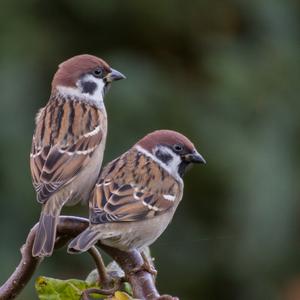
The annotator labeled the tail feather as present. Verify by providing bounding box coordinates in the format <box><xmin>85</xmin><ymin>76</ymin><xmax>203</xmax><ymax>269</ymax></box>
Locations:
<box><xmin>68</xmin><ymin>227</ymin><xmax>100</xmax><ymax>254</ymax></box>
<box><xmin>32</xmin><ymin>204</ymin><xmax>60</xmax><ymax>257</ymax></box>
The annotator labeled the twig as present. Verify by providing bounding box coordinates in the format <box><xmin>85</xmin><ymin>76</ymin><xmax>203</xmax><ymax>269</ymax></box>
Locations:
<box><xmin>87</xmin><ymin>246</ymin><xmax>110</xmax><ymax>287</ymax></box>
<box><xmin>0</xmin><ymin>216</ymin><xmax>87</xmax><ymax>300</ymax></box>
<box><xmin>81</xmin><ymin>285</ymin><xmax>121</xmax><ymax>300</ymax></box>
<box><xmin>0</xmin><ymin>216</ymin><xmax>178</xmax><ymax>300</ymax></box>
<box><xmin>0</xmin><ymin>224</ymin><xmax>43</xmax><ymax>300</ymax></box>
<box><xmin>99</xmin><ymin>245</ymin><xmax>160</xmax><ymax>300</ymax></box>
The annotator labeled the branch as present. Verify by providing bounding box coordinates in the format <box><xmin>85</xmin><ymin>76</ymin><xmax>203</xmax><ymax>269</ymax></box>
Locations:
<box><xmin>0</xmin><ymin>216</ymin><xmax>177</xmax><ymax>300</ymax></box>
<box><xmin>0</xmin><ymin>216</ymin><xmax>87</xmax><ymax>300</ymax></box>
<box><xmin>0</xmin><ymin>223</ymin><xmax>43</xmax><ymax>300</ymax></box>
<box><xmin>100</xmin><ymin>245</ymin><xmax>160</xmax><ymax>299</ymax></box>
<box><xmin>87</xmin><ymin>246</ymin><xmax>110</xmax><ymax>287</ymax></box>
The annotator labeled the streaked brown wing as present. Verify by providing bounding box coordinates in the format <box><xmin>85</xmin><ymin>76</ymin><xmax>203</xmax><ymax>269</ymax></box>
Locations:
<box><xmin>90</xmin><ymin>172</ymin><xmax>179</xmax><ymax>224</ymax></box>
<box><xmin>30</xmin><ymin>127</ymin><xmax>102</xmax><ymax>203</ymax></box>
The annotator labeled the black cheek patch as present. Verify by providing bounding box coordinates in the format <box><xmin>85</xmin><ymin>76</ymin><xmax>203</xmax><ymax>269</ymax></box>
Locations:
<box><xmin>82</xmin><ymin>81</ymin><xmax>97</xmax><ymax>94</ymax></box>
<box><xmin>155</xmin><ymin>149</ymin><xmax>173</xmax><ymax>164</ymax></box>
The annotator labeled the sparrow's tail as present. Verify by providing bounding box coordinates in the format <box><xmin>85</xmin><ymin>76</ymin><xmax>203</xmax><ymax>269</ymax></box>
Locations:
<box><xmin>68</xmin><ymin>227</ymin><xmax>100</xmax><ymax>254</ymax></box>
<box><xmin>32</xmin><ymin>200</ymin><xmax>62</xmax><ymax>257</ymax></box>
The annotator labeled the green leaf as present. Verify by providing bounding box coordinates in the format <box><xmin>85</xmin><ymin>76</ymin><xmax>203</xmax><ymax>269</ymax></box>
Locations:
<box><xmin>112</xmin><ymin>291</ymin><xmax>132</xmax><ymax>300</ymax></box>
<box><xmin>123</xmin><ymin>283</ymin><xmax>133</xmax><ymax>296</ymax></box>
<box><xmin>35</xmin><ymin>276</ymin><xmax>104</xmax><ymax>300</ymax></box>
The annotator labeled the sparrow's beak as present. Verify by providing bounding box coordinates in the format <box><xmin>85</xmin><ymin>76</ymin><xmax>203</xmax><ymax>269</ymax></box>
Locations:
<box><xmin>105</xmin><ymin>68</ymin><xmax>126</xmax><ymax>82</ymax></box>
<box><xmin>183</xmin><ymin>151</ymin><xmax>206</xmax><ymax>164</ymax></box>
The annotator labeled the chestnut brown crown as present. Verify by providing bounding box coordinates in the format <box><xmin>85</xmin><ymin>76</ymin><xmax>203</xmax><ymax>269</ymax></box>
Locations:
<box><xmin>137</xmin><ymin>129</ymin><xmax>206</xmax><ymax>165</ymax></box>
<box><xmin>137</xmin><ymin>130</ymin><xmax>194</xmax><ymax>152</ymax></box>
<box><xmin>52</xmin><ymin>54</ymin><xmax>111</xmax><ymax>91</ymax></box>
<box><xmin>51</xmin><ymin>54</ymin><xmax>111</xmax><ymax>92</ymax></box>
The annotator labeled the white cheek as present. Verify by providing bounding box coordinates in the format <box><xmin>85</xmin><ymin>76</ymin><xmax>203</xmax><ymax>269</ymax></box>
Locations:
<box><xmin>160</xmin><ymin>147</ymin><xmax>181</xmax><ymax>175</ymax></box>
<box><xmin>168</xmin><ymin>153</ymin><xmax>181</xmax><ymax>174</ymax></box>
<box><xmin>56</xmin><ymin>74</ymin><xmax>106</xmax><ymax>106</ymax></box>
<box><xmin>135</xmin><ymin>145</ymin><xmax>183</xmax><ymax>184</ymax></box>
<box><xmin>79</xmin><ymin>74</ymin><xmax>105</xmax><ymax>103</ymax></box>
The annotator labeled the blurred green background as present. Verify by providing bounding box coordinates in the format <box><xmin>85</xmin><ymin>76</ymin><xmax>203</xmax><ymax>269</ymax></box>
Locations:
<box><xmin>0</xmin><ymin>1</ymin><xmax>299</xmax><ymax>299</ymax></box>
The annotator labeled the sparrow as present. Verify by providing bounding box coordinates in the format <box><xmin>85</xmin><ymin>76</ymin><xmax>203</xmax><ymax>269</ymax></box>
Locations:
<box><xmin>30</xmin><ymin>54</ymin><xmax>125</xmax><ymax>257</ymax></box>
<box><xmin>68</xmin><ymin>130</ymin><xmax>206</xmax><ymax>258</ymax></box>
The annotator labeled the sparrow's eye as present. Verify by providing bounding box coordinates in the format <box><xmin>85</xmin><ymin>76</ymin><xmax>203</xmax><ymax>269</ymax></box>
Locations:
<box><xmin>92</xmin><ymin>68</ymin><xmax>103</xmax><ymax>78</ymax></box>
<box><xmin>173</xmin><ymin>144</ymin><xmax>184</xmax><ymax>153</ymax></box>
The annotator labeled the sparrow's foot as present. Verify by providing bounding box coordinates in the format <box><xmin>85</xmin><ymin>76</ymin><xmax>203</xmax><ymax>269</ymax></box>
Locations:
<box><xmin>141</xmin><ymin>251</ymin><xmax>157</xmax><ymax>277</ymax></box>
<box><xmin>129</xmin><ymin>251</ymin><xmax>157</xmax><ymax>277</ymax></box>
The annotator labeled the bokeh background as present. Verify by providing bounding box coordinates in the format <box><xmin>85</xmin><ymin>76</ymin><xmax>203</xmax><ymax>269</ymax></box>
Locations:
<box><xmin>0</xmin><ymin>1</ymin><xmax>299</xmax><ymax>299</ymax></box>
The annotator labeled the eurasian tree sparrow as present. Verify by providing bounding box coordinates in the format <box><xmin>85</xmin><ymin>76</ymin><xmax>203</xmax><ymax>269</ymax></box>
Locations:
<box><xmin>30</xmin><ymin>54</ymin><xmax>125</xmax><ymax>257</ymax></box>
<box><xmin>68</xmin><ymin>130</ymin><xmax>205</xmax><ymax>257</ymax></box>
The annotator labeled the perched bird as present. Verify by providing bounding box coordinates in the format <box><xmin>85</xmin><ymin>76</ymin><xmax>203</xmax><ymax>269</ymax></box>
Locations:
<box><xmin>68</xmin><ymin>130</ymin><xmax>206</xmax><ymax>260</ymax></box>
<box><xmin>30</xmin><ymin>54</ymin><xmax>125</xmax><ymax>257</ymax></box>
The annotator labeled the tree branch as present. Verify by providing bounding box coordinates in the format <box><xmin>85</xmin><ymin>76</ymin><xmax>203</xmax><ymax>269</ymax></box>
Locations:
<box><xmin>100</xmin><ymin>245</ymin><xmax>160</xmax><ymax>299</ymax></box>
<box><xmin>87</xmin><ymin>246</ymin><xmax>110</xmax><ymax>287</ymax></box>
<box><xmin>0</xmin><ymin>223</ymin><xmax>43</xmax><ymax>300</ymax></box>
<box><xmin>0</xmin><ymin>216</ymin><xmax>178</xmax><ymax>300</ymax></box>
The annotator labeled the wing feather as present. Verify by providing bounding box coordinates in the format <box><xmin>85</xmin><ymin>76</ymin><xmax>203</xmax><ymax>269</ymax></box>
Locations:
<box><xmin>90</xmin><ymin>150</ymin><xmax>180</xmax><ymax>224</ymax></box>
<box><xmin>30</xmin><ymin>99</ymin><xmax>104</xmax><ymax>203</ymax></box>
<box><xmin>31</xmin><ymin>129</ymin><xmax>102</xmax><ymax>203</ymax></box>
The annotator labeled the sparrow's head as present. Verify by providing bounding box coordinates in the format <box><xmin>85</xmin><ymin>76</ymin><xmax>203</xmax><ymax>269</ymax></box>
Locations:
<box><xmin>51</xmin><ymin>54</ymin><xmax>125</xmax><ymax>104</ymax></box>
<box><xmin>137</xmin><ymin>130</ymin><xmax>206</xmax><ymax>178</ymax></box>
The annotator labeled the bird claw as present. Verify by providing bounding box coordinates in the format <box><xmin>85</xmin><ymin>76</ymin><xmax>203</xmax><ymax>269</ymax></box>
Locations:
<box><xmin>129</xmin><ymin>251</ymin><xmax>157</xmax><ymax>277</ymax></box>
<box><xmin>129</xmin><ymin>264</ymin><xmax>157</xmax><ymax>277</ymax></box>
<box><xmin>140</xmin><ymin>262</ymin><xmax>158</xmax><ymax>277</ymax></box>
